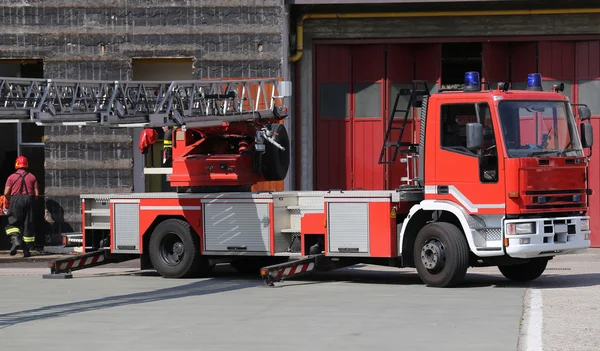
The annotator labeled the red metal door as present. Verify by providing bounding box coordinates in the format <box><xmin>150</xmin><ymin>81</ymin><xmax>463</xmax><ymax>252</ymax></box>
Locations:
<box><xmin>412</xmin><ymin>44</ymin><xmax>441</xmax><ymax>187</ymax></box>
<box><xmin>482</xmin><ymin>42</ymin><xmax>510</xmax><ymax>86</ymax></box>
<box><xmin>315</xmin><ymin>45</ymin><xmax>353</xmax><ymax>190</ymax></box>
<box><xmin>351</xmin><ymin>44</ymin><xmax>385</xmax><ymax>190</ymax></box>
<box><xmin>576</xmin><ymin>40</ymin><xmax>600</xmax><ymax>247</ymax></box>
<box><xmin>384</xmin><ymin>44</ymin><xmax>441</xmax><ymax>189</ymax></box>
<box><xmin>386</xmin><ymin>44</ymin><xmax>416</xmax><ymax>189</ymax></box>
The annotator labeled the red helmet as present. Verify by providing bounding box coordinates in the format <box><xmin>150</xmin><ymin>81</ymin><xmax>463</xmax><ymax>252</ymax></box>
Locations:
<box><xmin>15</xmin><ymin>156</ymin><xmax>28</xmax><ymax>169</ymax></box>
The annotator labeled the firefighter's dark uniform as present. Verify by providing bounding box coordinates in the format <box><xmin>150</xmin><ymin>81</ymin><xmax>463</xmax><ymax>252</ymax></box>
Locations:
<box><xmin>6</xmin><ymin>169</ymin><xmax>35</xmax><ymax>256</ymax></box>
<box><xmin>163</xmin><ymin>126</ymin><xmax>175</xmax><ymax>167</ymax></box>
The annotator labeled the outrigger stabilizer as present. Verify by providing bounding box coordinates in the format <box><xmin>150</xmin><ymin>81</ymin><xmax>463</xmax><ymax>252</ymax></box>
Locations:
<box><xmin>259</xmin><ymin>254</ymin><xmax>354</xmax><ymax>286</ymax></box>
<box><xmin>42</xmin><ymin>249</ymin><xmax>138</xmax><ymax>279</ymax></box>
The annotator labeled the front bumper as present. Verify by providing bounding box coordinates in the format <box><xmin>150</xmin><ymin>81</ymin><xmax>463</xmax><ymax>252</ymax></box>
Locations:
<box><xmin>504</xmin><ymin>216</ymin><xmax>590</xmax><ymax>259</ymax></box>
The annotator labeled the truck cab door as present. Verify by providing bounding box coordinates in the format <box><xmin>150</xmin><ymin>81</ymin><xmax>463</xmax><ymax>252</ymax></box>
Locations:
<box><xmin>431</xmin><ymin>100</ymin><xmax>506</xmax><ymax>216</ymax></box>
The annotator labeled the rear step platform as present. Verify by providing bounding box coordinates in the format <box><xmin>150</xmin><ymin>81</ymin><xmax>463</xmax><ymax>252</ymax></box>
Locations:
<box><xmin>260</xmin><ymin>254</ymin><xmax>352</xmax><ymax>286</ymax></box>
<box><xmin>42</xmin><ymin>249</ymin><xmax>137</xmax><ymax>279</ymax></box>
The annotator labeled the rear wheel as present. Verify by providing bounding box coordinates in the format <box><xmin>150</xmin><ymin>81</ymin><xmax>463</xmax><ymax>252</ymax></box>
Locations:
<box><xmin>413</xmin><ymin>222</ymin><xmax>470</xmax><ymax>287</ymax></box>
<box><xmin>498</xmin><ymin>258</ymin><xmax>549</xmax><ymax>282</ymax></box>
<box><xmin>149</xmin><ymin>219</ymin><xmax>211</xmax><ymax>278</ymax></box>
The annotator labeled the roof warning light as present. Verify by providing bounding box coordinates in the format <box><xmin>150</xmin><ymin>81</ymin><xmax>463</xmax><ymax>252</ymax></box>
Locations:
<box><xmin>526</xmin><ymin>73</ymin><xmax>543</xmax><ymax>91</ymax></box>
<box><xmin>464</xmin><ymin>71</ymin><xmax>481</xmax><ymax>92</ymax></box>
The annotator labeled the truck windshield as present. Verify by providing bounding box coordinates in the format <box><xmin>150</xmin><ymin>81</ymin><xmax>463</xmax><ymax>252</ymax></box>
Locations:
<box><xmin>497</xmin><ymin>100</ymin><xmax>583</xmax><ymax>158</ymax></box>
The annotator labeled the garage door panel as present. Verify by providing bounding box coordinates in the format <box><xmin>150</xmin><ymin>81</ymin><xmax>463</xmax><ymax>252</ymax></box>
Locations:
<box><xmin>483</xmin><ymin>42</ymin><xmax>510</xmax><ymax>82</ymax></box>
<box><xmin>316</xmin><ymin>119</ymin><xmax>352</xmax><ymax>190</ymax></box>
<box><xmin>353</xmin><ymin>119</ymin><xmax>384</xmax><ymax>190</ymax></box>
<box><xmin>351</xmin><ymin>44</ymin><xmax>385</xmax><ymax>190</ymax></box>
<box><xmin>354</xmin><ymin>83</ymin><xmax>382</xmax><ymax>118</ymax></box>
<box><xmin>315</xmin><ymin>44</ymin><xmax>352</xmax><ymax>190</ymax></box>
<box><xmin>576</xmin><ymin>41</ymin><xmax>600</xmax><ymax>80</ymax></box>
<box><xmin>319</xmin><ymin>83</ymin><xmax>350</xmax><ymax>119</ymax></box>
<box><xmin>510</xmin><ymin>42</ymin><xmax>537</xmax><ymax>81</ymax></box>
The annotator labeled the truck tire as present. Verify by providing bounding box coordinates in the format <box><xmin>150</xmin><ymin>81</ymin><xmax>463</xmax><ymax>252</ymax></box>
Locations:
<box><xmin>261</xmin><ymin>123</ymin><xmax>290</xmax><ymax>181</ymax></box>
<box><xmin>149</xmin><ymin>219</ymin><xmax>211</xmax><ymax>278</ymax></box>
<box><xmin>413</xmin><ymin>222</ymin><xmax>470</xmax><ymax>287</ymax></box>
<box><xmin>498</xmin><ymin>258</ymin><xmax>549</xmax><ymax>282</ymax></box>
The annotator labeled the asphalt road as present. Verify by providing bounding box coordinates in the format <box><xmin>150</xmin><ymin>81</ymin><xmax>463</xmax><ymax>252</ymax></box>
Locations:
<box><xmin>0</xmin><ymin>251</ymin><xmax>598</xmax><ymax>351</ymax></box>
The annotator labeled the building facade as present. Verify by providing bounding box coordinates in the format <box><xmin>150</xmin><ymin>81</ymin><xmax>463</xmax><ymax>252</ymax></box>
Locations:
<box><xmin>0</xmin><ymin>0</ymin><xmax>287</xmax><ymax>248</ymax></box>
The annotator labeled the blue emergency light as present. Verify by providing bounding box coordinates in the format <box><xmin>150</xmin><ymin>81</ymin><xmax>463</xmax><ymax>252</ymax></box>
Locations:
<box><xmin>464</xmin><ymin>71</ymin><xmax>481</xmax><ymax>92</ymax></box>
<box><xmin>526</xmin><ymin>73</ymin><xmax>543</xmax><ymax>91</ymax></box>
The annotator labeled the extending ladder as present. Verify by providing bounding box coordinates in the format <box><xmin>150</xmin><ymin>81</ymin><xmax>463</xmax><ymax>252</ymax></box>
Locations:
<box><xmin>0</xmin><ymin>77</ymin><xmax>291</xmax><ymax>128</ymax></box>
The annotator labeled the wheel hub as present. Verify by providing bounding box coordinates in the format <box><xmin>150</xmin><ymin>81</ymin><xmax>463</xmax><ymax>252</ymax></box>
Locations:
<box><xmin>173</xmin><ymin>242</ymin><xmax>184</xmax><ymax>256</ymax></box>
<box><xmin>421</xmin><ymin>240</ymin><xmax>445</xmax><ymax>270</ymax></box>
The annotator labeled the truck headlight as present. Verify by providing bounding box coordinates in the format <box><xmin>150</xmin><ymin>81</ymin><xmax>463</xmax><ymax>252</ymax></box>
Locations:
<box><xmin>506</xmin><ymin>222</ymin><xmax>536</xmax><ymax>235</ymax></box>
<box><xmin>581</xmin><ymin>218</ymin><xmax>590</xmax><ymax>232</ymax></box>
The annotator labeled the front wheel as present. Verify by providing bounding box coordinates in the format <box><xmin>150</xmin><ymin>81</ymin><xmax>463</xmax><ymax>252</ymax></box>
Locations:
<box><xmin>498</xmin><ymin>258</ymin><xmax>549</xmax><ymax>282</ymax></box>
<box><xmin>413</xmin><ymin>222</ymin><xmax>470</xmax><ymax>287</ymax></box>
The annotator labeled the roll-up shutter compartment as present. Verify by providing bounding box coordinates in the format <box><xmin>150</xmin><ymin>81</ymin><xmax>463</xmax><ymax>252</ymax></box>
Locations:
<box><xmin>327</xmin><ymin>202</ymin><xmax>369</xmax><ymax>253</ymax></box>
<box><xmin>113</xmin><ymin>203</ymin><xmax>140</xmax><ymax>253</ymax></box>
<box><xmin>203</xmin><ymin>202</ymin><xmax>271</xmax><ymax>252</ymax></box>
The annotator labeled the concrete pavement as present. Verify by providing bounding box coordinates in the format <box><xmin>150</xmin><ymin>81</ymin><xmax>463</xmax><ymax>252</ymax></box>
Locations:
<box><xmin>0</xmin><ymin>264</ymin><xmax>524</xmax><ymax>351</ymax></box>
<box><xmin>0</xmin><ymin>250</ymin><xmax>598</xmax><ymax>350</ymax></box>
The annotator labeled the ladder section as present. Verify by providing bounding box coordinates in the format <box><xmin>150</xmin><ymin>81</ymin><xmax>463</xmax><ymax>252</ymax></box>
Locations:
<box><xmin>0</xmin><ymin>77</ymin><xmax>291</xmax><ymax>127</ymax></box>
<box><xmin>379</xmin><ymin>80</ymin><xmax>429</xmax><ymax>182</ymax></box>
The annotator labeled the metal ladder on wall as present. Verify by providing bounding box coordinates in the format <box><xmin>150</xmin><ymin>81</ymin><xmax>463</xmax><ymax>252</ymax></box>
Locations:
<box><xmin>0</xmin><ymin>77</ymin><xmax>291</xmax><ymax>127</ymax></box>
<box><xmin>378</xmin><ymin>80</ymin><xmax>430</xmax><ymax>186</ymax></box>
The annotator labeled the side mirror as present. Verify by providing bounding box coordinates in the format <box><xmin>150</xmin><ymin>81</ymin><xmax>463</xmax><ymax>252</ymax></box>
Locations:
<box><xmin>581</xmin><ymin>123</ymin><xmax>594</xmax><ymax>148</ymax></box>
<box><xmin>579</xmin><ymin>106</ymin><xmax>592</xmax><ymax>121</ymax></box>
<box><xmin>466</xmin><ymin>122</ymin><xmax>484</xmax><ymax>149</ymax></box>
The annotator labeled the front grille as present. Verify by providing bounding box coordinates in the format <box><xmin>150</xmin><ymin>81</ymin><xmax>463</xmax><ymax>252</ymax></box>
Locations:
<box><xmin>540</xmin><ymin>219</ymin><xmax>578</xmax><ymax>244</ymax></box>
<box><xmin>526</xmin><ymin>203</ymin><xmax>586</xmax><ymax>210</ymax></box>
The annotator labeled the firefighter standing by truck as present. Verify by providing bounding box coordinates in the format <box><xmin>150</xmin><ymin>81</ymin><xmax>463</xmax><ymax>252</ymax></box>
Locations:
<box><xmin>4</xmin><ymin>156</ymin><xmax>38</xmax><ymax>257</ymax></box>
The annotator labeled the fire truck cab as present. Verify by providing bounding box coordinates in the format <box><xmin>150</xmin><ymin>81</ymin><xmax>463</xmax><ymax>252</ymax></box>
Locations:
<box><xmin>398</xmin><ymin>72</ymin><xmax>593</xmax><ymax>286</ymax></box>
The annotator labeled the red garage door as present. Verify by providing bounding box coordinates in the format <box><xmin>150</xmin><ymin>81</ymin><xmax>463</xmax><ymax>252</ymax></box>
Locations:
<box><xmin>315</xmin><ymin>43</ymin><xmax>440</xmax><ymax>191</ymax></box>
<box><xmin>314</xmin><ymin>44</ymin><xmax>385</xmax><ymax>190</ymax></box>
<box><xmin>576</xmin><ymin>40</ymin><xmax>600</xmax><ymax>248</ymax></box>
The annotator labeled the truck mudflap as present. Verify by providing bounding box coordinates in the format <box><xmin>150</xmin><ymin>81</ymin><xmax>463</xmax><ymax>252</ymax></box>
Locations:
<box><xmin>260</xmin><ymin>254</ymin><xmax>352</xmax><ymax>286</ymax></box>
<box><xmin>42</xmin><ymin>249</ymin><xmax>137</xmax><ymax>279</ymax></box>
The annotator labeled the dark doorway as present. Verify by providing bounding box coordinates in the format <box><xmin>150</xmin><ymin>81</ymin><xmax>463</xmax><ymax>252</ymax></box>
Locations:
<box><xmin>0</xmin><ymin>59</ymin><xmax>45</xmax><ymax>250</ymax></box>
<box><xmin>441</xmin><ymin>43</ymin><xmax>483</xmax><ymax>90</ymax></box>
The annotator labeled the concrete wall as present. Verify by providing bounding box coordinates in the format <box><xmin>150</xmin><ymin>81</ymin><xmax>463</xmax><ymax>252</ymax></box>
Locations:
<box><xmin>0</xmin><ymin>0</ymin><xmax>285</xmax><ymax>244</ymax></box>
<box><xmin>296</xmin><ymin>12</ymin><xmax>600</xmax><ymax>190</ymax></box>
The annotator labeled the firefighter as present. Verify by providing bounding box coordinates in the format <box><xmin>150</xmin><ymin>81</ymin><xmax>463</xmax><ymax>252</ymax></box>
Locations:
<box><xmin>4</xmin><ymin>156</ymin><xmax>38</xmax><ymax>257</ymax></box>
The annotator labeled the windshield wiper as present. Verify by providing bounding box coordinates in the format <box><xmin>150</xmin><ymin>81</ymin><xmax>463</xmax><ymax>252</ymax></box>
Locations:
<box><xmin>529</xmin><ymin>150</ymin><xmax>560</xmax><ymax>157</ymax></box>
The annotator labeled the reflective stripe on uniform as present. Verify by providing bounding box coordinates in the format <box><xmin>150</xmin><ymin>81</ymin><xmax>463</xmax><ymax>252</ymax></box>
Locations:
<box><xmin>5</xmin><ymin>227</ymin><xmax>20</xmax><ymax>235</ymax></box>
<box><xmin>163</xmin><ymin>140</ymin><xmax>172</xmax><ymax>146</ymax></box>
<box><xmin>22</xmin><ymin>236</ymin><xmax>34</xmax><ymax>243</ymax></box>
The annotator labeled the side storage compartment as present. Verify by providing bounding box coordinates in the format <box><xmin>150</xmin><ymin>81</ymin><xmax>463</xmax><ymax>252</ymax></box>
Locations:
<box><xmin>203</xmin><ymin>201</ymin><xmax>271</xmax><ymax>254</ymax></box>
<box><xmin>112</xmin><ymin>202</ymin><xmax>141</xmax><ymax>254</ymax></box>
<box><xmin>327</xmin><ymin>202</ymin><xmax>370</xmax><ymax>254</ymax></box>
<box><xmin>81</xmin><ymin>195</ymin><xmax>111</xmax><ymax>252</ymax></box>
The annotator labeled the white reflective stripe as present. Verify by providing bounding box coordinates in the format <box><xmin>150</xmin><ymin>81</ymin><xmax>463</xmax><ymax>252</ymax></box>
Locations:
<box><xmin>201</xmin><ymin>199</ymin><xmax>273</xmax><ymax>204</ymax></box>
<box><xmin>110</xmin><ymin>199</ymin><xmax>140</xmax><ymax>204</ymax></box>
<box><xmin>424</xmin><ymin>185</ymin><xmax>505</xmax><ymax>213</ymax></box>
<box><xmin>325</xmin><ymin>198</ymin><xmax>390</xmax><ymax>203</ymax></box>
<box><xmin>140</xmin><ymin>206</ymin><xmax>202</xmax><ymax>211</ymax></box>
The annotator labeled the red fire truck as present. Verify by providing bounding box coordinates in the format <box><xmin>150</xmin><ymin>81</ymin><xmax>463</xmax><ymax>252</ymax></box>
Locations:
<box><xmin>0</xmin><ymin>72</ymin><xmax>593</xmax><ymax>287</ymax></box>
